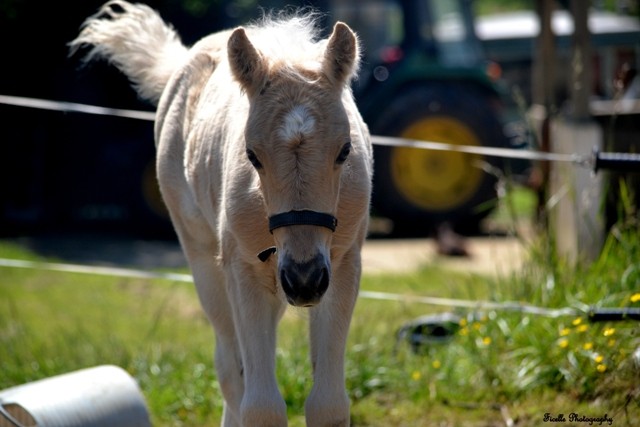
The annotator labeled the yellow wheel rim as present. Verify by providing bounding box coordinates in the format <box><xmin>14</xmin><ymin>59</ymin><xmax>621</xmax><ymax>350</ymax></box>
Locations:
<box><xmin>391</xmin><ymin>116</ymin><xmax>484</xmax><ymax>211</ymax></box>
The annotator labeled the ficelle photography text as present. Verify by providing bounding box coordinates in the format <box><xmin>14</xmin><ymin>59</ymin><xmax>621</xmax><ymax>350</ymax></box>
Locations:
<box><xmin>543</xmin><ymin>412</ymin><xmax>614</xmax><ymax>425</ymax></box>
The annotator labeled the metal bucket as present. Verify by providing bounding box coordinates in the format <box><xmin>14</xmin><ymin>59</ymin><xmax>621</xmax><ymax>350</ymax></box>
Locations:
<box><xmin>0</xmin><ymin>365</ymin><xmax>151</xmax><ymax>427</ymax></box>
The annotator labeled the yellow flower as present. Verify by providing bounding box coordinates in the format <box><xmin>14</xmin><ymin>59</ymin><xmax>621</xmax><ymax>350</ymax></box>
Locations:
<box><xmin>607</xmin><ymin>339</ymin><xmax>616</xmax><ymax>347</ymax></box>
<box><xmin>572</xmin><ymin>317</ymin><xmax>583</xmax><ymax>326</ymax></box>
<box><xmin>576</xmin><ymin>324</ymin><xmax>588</xmax><ymax>333</ymax></box>
<box><xmin>594</xmin><ymin>354</ymin><xmax>604</xmax><ymax>363</ymax></box>
<box><xmin>459</xmin><ymin>327</ymin><xmax>469</xmax><ymax>336</ymax></box>
<box><xmin>411</xmin><ymin>371</ymin><xmax>422</xmax><ymax>381</ymax></box>
<box><xmin>473</xmin><ymin>322</ymin><xmax>482</xmax><ymax>331</ymax></box>
<box><xmin>583</xmin><ymin>342</ymin><xmax>593</xmax><ymax>350</ymax></box>
<box><xmin>631</xmin><ymin>293</ymin><xmax>640</xmax><ymax>303</ymax></box>
<box><xmin>178</xmin><ymin>407</ymin><xmax>188</xmax><ymax>419</ymax></box>
<box><xmin>459</xmin><ymin>318</ymin><xmax>468</xmax><ymax>327</ymax></box>
<box><xmin>558</xmin><ymin>339</ymin><xmax>569</xmax><ymax>349</ymax></box>
<box><xmin>603</xmin><ymin>328</ymin><xmax>615</xmax><ymax>337</ymax></box>
<box><xmin>482</xmin><ymin>336</ymin><xmax>492</xmax><ymax>346</ymax></box>
<box><xmin>559</xmin><ymin>328</ymin><xmax>571</xmax><ymax>336</ymax></box>
<box><xmin>432</xmin><ymin>360</ymin><xmax>441</xmax><ymax>369</ymax></box>
<box><xmin>596</xmin><ymin>364</ymin><xmax>607</xmax><ymax>373</ymax></box>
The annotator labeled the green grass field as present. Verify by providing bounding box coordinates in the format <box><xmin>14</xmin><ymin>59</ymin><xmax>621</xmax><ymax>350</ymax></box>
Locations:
<box><xmin>1</xmin><ymin>198</ymin><xmax>639</xmax><ymax>426</ymax></box>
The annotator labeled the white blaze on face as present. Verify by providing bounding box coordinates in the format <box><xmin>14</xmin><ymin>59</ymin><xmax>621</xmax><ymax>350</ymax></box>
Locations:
<box><xmin>279</xmin><ymin>105</ymin><xmax>315</xmax><ymax>142</ymax></box>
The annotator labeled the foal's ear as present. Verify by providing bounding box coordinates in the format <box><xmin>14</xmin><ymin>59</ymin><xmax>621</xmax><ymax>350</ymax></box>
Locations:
<box><xmin>228</xmin><ymin>27</ymin><xmax>266</xmax><ymax>95</ymax></box>
<box><xmin>323</xmin><ymin>22</ymin><xmax>360</xmax><ymax>87</ymax></box>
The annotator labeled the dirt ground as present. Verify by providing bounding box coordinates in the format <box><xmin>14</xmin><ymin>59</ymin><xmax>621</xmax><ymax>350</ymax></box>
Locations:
<box><xmin>361</xmin><ymin>234</ymin><xmax>527</xmax><ymax>276</ymax></box>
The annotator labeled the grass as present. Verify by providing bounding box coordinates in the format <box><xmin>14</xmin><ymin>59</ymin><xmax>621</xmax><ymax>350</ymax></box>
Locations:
<box><xmin>1</xmin><ymin>189</ymin><xmax>639</xmax><ymax>426</ymax></box>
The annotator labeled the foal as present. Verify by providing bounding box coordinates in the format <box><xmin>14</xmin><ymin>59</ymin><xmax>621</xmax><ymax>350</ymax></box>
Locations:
<box><xmin>71</xmin><ymin>2</ymin><xmax>372</xmax><ymax>426</ymax></box>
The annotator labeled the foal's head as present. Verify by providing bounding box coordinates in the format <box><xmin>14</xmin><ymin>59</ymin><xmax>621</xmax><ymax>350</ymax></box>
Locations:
<box><xmin>228</xmin><ymin>19</ymin><xmax>360</xmax><ymax>307</ymax></box>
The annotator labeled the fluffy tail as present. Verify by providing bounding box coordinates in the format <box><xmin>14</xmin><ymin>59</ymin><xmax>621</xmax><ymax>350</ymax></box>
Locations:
<box><xmin>69</xmin><ymin>0</ymin><xmax>189</xmax><ymax>105</ymax></box>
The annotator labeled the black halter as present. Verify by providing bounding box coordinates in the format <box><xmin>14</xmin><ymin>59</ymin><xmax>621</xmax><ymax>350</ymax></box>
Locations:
<box><xmin>257</xmin><ymin>210</ymin><xmax>338</xmax><ymax>262</ymax></box>
<box><xmin>269</xmin><ymin>210</ymin><xmax>337</xmax><ymax>233</ymax></box>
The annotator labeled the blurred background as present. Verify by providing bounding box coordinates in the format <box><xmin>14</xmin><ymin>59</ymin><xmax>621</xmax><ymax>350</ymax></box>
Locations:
<box><xmin>1</xmin><ymin>0</ymin><xmax>638</xmax><ymax>245</ymax></box>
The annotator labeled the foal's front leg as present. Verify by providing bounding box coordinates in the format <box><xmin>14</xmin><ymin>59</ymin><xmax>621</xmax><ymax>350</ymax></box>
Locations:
<box><xmin>227</xmin><ymin>261</ymin><xmax>288</xmax><ymax>427</ymax></box>
<box><xmin>305</xmin><ymin>249</ymin><xmax>361</xmax><ymax>427</ymax></box>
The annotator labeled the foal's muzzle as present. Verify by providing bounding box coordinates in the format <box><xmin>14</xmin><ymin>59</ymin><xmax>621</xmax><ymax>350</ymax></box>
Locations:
<box><xmin>257</xmin><ymin>209</ymin><xmax>337</xmax><ymax>307</ymax></box>
<box><xmin>257</xmin><ymin>210</ymin><xmax>337</xmax><ymax>262</ymax></box>
<box><xmin>280</xmin><ymin>253</ymin><xmax>330</xmax><ymax>307</ymax></box>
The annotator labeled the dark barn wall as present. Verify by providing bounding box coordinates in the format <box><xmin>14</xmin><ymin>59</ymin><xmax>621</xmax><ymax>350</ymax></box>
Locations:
<box><xmin>0</xmin><ymin>0</ymin><xmax>287</xmax><ymax>236</ymax></box>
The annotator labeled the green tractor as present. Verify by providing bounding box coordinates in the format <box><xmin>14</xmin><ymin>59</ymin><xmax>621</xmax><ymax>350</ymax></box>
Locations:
<box><xmin>326</xmin><ymin>0</ymin><xmax>529</xmax><ymax>235</ymax></box>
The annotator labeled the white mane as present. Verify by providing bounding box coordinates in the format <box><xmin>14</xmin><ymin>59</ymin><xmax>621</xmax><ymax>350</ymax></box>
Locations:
<box><xmin>248</xmin><ymin>12</ymin><xmax>324</xmax><ymax>60</ymax></box>
<box><xmin>245</xmin><ymin>12</ymin><xmax>359</xmax><ymax>82</ymax></box>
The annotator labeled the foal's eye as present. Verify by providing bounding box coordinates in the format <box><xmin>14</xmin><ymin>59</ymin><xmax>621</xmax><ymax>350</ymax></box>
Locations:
<box><xmin>336</xmin><ymin>142</ymin><xmax>352</xmax><ymax>164</ymax></box>
<box><xmin>246</xmin><ymin>149</ymin><xmax>262</xmax><ymax>169</ymax></box>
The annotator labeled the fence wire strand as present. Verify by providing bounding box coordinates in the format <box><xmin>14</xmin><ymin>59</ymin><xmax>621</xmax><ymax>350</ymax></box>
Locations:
<box><xmin>0</xmin><ymin>258</ymin><xmax>580</xmax><ymax>318</ymax></box>
<box><xmin>0</xmin><ymin>94</ymin><xmax>596</xmax><ymax>167</ymax></box>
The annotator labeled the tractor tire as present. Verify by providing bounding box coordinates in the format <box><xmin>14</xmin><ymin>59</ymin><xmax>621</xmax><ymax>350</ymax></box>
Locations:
<box><xmin>134</xmin><ymin>156</ymin><xmax>175</xmax><ymax>238</ymax></box>
<box><xmin>371</xmin><ymin>83</ymin><xmax>506</xmax><ymax>235</ymax></box>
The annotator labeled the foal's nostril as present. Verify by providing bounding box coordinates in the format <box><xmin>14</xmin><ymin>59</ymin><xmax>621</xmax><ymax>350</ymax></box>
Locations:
<box><xmin>314</xmin><ymin>266</ymin><xmax>329</xmax><ymax>295</ymax></box>
<box><xmin>279</xmin><ymin>255</ymin><xmax>330</xmax><ymax>307</ymax></box>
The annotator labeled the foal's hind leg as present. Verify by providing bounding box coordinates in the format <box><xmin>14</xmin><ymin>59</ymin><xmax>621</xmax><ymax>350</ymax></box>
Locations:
<box><xmin>189</xmin><ymin>252</ymin><xmax>245</xmax><ymax>427</ymax></box>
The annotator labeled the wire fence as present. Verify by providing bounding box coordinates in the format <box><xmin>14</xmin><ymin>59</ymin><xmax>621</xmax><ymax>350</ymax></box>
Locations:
<box><xmin>1</xmin><ymin>93</ymin><xmax>639</xmax><ymax>322</ymax></box>
<box><xmin>2</xmin><ymin>254</ymin><xmax>639</xmax><ymax>322</ymax></box>
<box><xmin>3</xmin><ymin>94</ymin><xmax>640</xmax><ymax>172</ymax></box>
